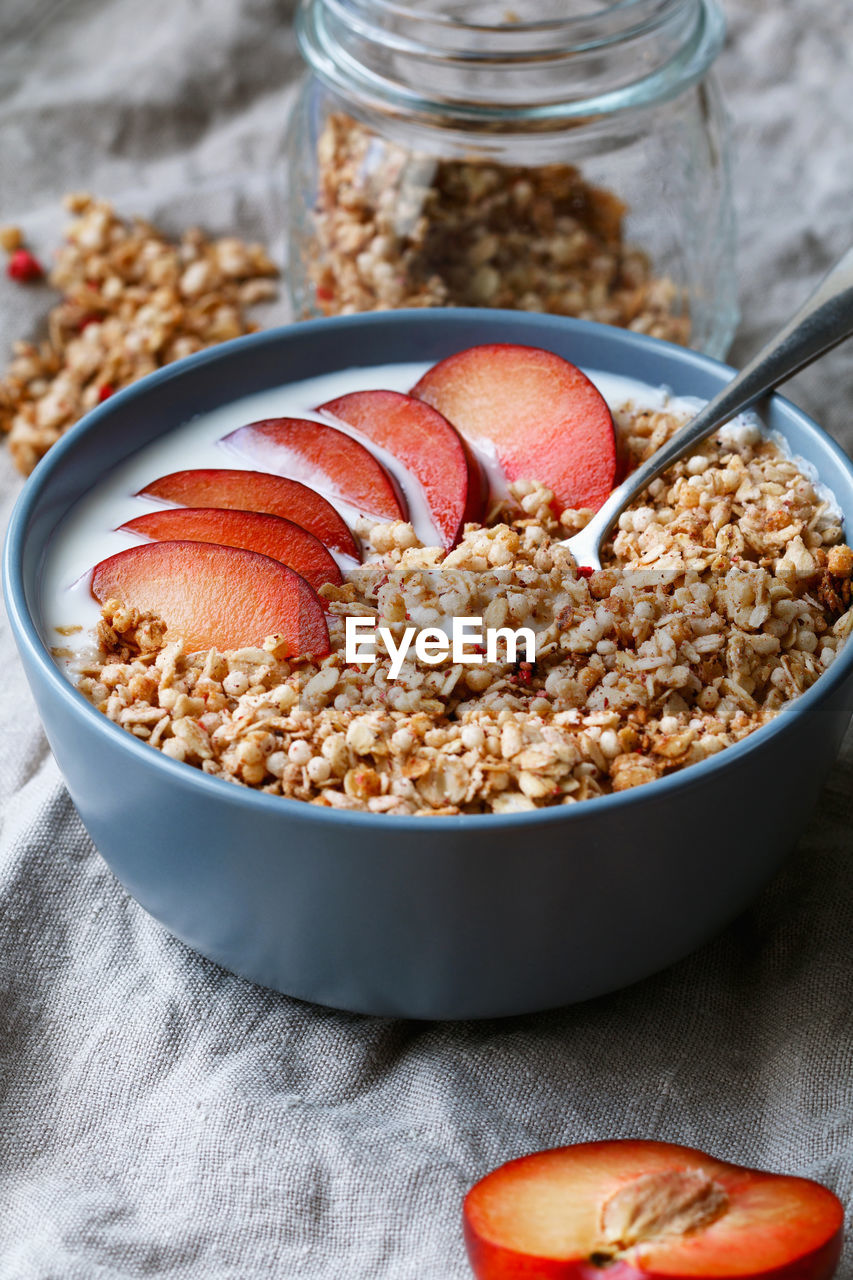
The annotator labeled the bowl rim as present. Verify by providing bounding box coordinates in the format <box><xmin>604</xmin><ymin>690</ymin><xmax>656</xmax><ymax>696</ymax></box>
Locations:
<box><xmin>6</xmin><ymin>308</ymin><xmax>853</xmax><ymax>831</ymax></box>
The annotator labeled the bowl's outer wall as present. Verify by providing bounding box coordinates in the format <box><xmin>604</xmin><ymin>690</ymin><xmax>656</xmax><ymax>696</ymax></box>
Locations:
<box><xmin>22</xmin><ymin>644</ymin><xmax>853</xmax><ymax>1018</ymax></box>
<box><xmin>8</xmin><ymin>311</ymin><xmax>853</xmax><ymax>1018</ymax></box>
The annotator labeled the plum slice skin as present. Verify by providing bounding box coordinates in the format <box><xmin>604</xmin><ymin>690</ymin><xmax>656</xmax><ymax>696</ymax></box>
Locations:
<box><xmin>318</xmin><ymin>388</ymin><xmax>485</xmax><ymax>548</ymax></box>
<box><xmin>222</xmin><ymin>417</ymin><xmax>408</xmax><ymax>522</ymax></box>
<box><xmin>137</xmin><ymin>468</ymin><xmax>360</xmax><ymax>560</ymax></box>
<box><xmin>412</xmin><ymin>342</ymin><xmax>617</xmax><ymax>513</ymax></box>
<box><xmin>91</xmin><ymin>539</ymin><xmax>330</xmax><ymax>656</ymax></box>
<box><xmin>120</xmin><ymin>506</ymin><xmax>343</xmax><ymax>594</ymax></box>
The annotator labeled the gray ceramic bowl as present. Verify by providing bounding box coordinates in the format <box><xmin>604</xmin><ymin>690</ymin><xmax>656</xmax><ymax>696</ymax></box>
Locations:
<box><xmin>6</xmin><ymin>311</ymin><xmax>853</xmax><ymax>1019</ymax></box>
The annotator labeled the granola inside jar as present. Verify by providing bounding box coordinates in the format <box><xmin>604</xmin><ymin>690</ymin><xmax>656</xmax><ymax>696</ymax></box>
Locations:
<box><xmin>286</xmin><ymin>0</ymin><xmax>738</xmax><ymax>356</ymax></box>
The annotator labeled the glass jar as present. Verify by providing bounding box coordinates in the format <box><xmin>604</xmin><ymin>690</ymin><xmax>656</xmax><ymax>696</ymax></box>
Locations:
<box><xmin>286</xmin><ymin>0</ymin><xmax>737</xmax><ymax>357</ymax></box>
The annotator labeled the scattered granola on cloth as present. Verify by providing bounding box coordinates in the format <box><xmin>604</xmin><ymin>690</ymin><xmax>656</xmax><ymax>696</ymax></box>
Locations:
<box><xmin>0</xmin><ymin>194</ymin><xmax>278</xmax><ymax>475</ymax></box>
<box><xmin>71</xmin><ymin>405</ymin><xmax>853</xmax><ymax>815</ymax></box>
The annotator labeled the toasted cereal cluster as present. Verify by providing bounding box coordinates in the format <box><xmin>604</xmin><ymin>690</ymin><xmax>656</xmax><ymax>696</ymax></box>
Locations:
<box><xmin>72</xmin><ymin>405</ymin><xmax>853</xmax><ymax>815</ymax></box>
<box><xmin>0</xmin><ymin>225</ymin><xmax>24</xmax><ymax>254</ymax></box>
<box><xmin>0</xmin><ymin>195</ymin><xmax>278</xmax><ymax>474</ymax></box>
<box><xmin>306</xmin><ymin>113</ymin><xmax>689</xmax><ymax>344</ymax></box>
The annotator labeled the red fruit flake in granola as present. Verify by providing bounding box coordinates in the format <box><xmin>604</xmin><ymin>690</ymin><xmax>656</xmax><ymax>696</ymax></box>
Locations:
<box><xmin>6</xmin><ymin>249</ymin><xmax>44</xmax><ymax>283</ymax></box>
<box><xmin>97</xmin><ymin>384</ymin><xmax>115</xmax><ymax>403</ymax></box>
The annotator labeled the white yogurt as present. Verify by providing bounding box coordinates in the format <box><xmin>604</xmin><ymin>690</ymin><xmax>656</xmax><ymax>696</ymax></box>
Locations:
<box><xmin>40</xmin><ymin>361</ymin><xmax>788</xmax><ymax>674</ymax></box>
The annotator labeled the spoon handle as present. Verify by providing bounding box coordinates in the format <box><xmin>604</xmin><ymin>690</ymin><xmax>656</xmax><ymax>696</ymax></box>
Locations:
<box><xmin>572</xmin><ymin>245</ymin><xmax>853</xmax><ymax>564</ymax></box>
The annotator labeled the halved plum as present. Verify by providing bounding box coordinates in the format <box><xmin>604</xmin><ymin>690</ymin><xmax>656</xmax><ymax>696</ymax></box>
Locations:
<box><xmin>464</xmin><ymin>1140</ymin><xmax>844</xmax><ymax>1280</ymax></box>
<box><xmin>91</xmin><ymin>540</ymin><xmax>330</xmax><ymax>655</ymax></box>
<box><xmin>412</xmin><ymin>343</ymin><xmax>617</xmax><ymax>512</ymax></box>
<box><xmin>318</xmin><ymin>389</ymin><xmax>485</xmax><ymax>548</ymax></box>
<box><xmin>222</xmin><ymin>417</ymin><xmax>407</xmax><ymax>521</ymax></box>
<box><xmin>137</xmin><ymin>469</ymin><xmax>360</xmax><ymax>560</ymax></box>
<box><xmin>120</xmin><ymin>507</ymin><xmax>342</xmax><ymax>594</ymax></box>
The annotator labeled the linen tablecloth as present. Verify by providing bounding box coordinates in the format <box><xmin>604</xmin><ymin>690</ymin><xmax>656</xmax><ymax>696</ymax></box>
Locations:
<box><xmin>1</xmin><ymin>2</ymin><xmax>852</xmax><ymax>1275</ymax></box>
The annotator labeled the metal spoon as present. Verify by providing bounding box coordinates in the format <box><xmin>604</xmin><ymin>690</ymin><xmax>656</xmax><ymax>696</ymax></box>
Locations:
<box><xmin>565</xmin><ymin>246</ymin><xmax>853</xmax><ymax>570</ymax></box>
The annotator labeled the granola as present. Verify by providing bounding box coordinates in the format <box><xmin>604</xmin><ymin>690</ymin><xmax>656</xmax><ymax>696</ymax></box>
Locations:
<box><xmin>0</xmin><ymin>195</ymin><xmax>278</xmax><ymax>475</ymax></box>
<box><xmin>303</xmin><ymin>112</ymin><xmax>689</xmax><ymax>344</ymax></box>
<box><xmin>72</xmin><ymin>405</ymin><xmax>853</xmax><ymax>815</ymax></box>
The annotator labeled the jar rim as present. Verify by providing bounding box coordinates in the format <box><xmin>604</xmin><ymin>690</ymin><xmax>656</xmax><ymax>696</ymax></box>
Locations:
<box><xmin>296</xmin><ymin>0</ymin><xmax>726</xmax><ymax>126</ymax></box>
<box><xmin>320</xmin><ymin>0</ymin><xmax>676</xmax><ymax>39</ymax></box>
